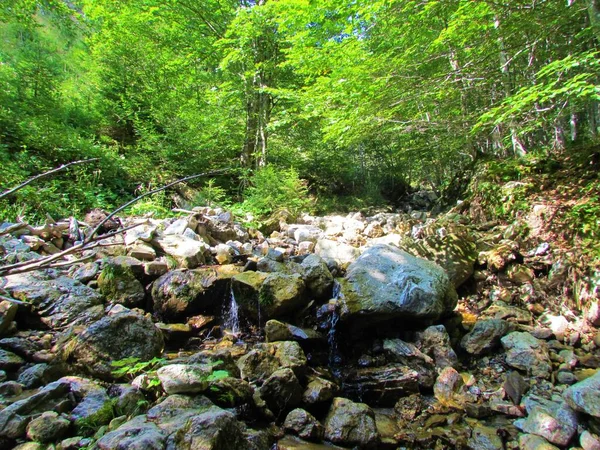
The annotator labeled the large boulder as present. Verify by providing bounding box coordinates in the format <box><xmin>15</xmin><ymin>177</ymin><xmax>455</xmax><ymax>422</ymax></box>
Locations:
<box><xmin>563</xmin><ymin>370</ymin><xmax>600</xmax><ymax>418</ymax></box>
<box><xmin>514</xmin><ymin>396</ymin><xmax>578</xmax><ymax>446</ymax></box>
<box><xmin>300</xmin><ymin>254</ymin><xmax>334</xmax><ymax>300</ymax></box>
<box><xmin>323</xmin><ymin>397</ymin><xmax>379</xmax><ymax>448</ymax></box>
<box><xmin>96</xmin><ymin>415</ymin><xmax>167</xmax><ymax>450</ymax></box>
<box><xmin>4</xmin><ymin>273</ymin><xmax>104</xmax><ymax>329</ymax></box>
<box><xmin>67</xmin><ymin>311</ymin><xmax>164</xmax><ymax>380</ymax></box>
<box><xmin>338</xmin><ymin>244</ymin><xmax>457</xmax><ymax>328</ymax></box>
<box><xmin>152</xmin><ymin>267</ymin><xmax>241</xmax><ymax>321</ymax></box>
<box><xmin>315</xmin><ymin>239</ymin><xmax>361</xmax><ymax>266</ymax></box>
<box><xmin>153</xmin><ymin>234</ymin><xmax>208</xmax><ymax>268</ymax></box>
<box><xmin>97</xmin><ymin>261</ymin><xmax>145</xmax><ymax>308</ymax></box>
<box><xmin>258</xmin><ymin>368</ymin><xmax>303</xmax><ymax>415</ymax></box>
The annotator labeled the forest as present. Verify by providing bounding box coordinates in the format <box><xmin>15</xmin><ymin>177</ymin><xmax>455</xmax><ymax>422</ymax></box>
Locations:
<box><xmin>1</xmin><ymin>0</ymin><xmax>599</xmax><ymax>222</ymax></box>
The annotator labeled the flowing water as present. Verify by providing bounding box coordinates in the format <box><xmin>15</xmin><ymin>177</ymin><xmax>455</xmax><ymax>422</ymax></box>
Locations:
<box><xmin>328</xmin><ymin>281</ymin><xmax>343</xmax><ymax>376</ymax></box>
<box><xmin>223</xmin><ymin>287</ymin><xmax>240</xmax><ymax>335</ymax></box>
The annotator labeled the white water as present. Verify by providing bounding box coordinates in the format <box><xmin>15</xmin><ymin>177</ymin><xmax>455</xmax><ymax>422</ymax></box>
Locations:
<box><xmin>223</xmin><ymin>287</ymin><xmax>240</xmax><ymax>335</ymax></box>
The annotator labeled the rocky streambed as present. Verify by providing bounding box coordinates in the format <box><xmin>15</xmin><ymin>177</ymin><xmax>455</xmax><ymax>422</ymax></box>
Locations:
<box><xmin>0</xmin><ymin>206</ymin><xmax>599</xmax><ymax>449</ymax></box>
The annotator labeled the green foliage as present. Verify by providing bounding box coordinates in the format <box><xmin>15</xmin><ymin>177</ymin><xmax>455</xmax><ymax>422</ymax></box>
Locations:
<box><xmin>193</xmin><ymin>179</ymin><xmax>229</xmax><ymax>208</ymax></box>
<box><xmin>207</xmin><ymin>370</ymin><xmax>229</xmax><ymax>382</ymax></box>
<box><xmin>75</xmin><ymin>399</ymin><xmax>117</xmax><ymax>437</ymax></box>
<box><xmin>236</xmin><ymin>165</ymin><xmax>311</xmax><ymax>227</ymax></box>
<box><xmin>111</xmin><ymin>356</ymin><xmax>165</xmax><ymax>380</ymax></box>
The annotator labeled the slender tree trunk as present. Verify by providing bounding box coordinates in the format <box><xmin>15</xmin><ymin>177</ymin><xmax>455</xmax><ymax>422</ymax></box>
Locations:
<box><xmin>588</xmin><ymin>0</ymin><xmax>600</xmax><ymax>42</ymax></box>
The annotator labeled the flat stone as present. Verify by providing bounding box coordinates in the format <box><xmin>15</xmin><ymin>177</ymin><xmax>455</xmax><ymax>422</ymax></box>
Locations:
<box><xmin>563</xmin><ymin>369</ymin><xmax>600</xmax><ymax>418</ymax></box>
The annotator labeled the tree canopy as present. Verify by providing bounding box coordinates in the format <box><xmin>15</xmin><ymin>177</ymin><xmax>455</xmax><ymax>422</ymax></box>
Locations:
<box><xmin>0</xmin><ymin>0</ymin><xmax>598</xmax><ymax>219</ymax></box>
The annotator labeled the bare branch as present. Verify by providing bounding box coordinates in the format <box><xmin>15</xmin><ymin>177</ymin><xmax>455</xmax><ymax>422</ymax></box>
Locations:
<box><xmin>0</xmin><ymin>158</ymin><xmax>99</xmax><ymax>200</ymax></box>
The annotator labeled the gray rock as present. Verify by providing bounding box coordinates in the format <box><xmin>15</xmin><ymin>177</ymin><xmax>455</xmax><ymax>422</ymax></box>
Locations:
<box><xmin>315</xmin><ymin>239</ymin><xmax>361</xmax><ymax>266</ymax></box>
<box><xmin>259</xmin><ymin>272</ymin><xmax>306</xmax><ymax>319</ymax></box>
<box><xmin>168</xmin><ymin>406</ymin><xmax>246</xmax><ymax>450</ymax></box>
<box><xmin>433</xmin><ymin>366</ymin><xmax>475</xmax><ymax>409</ymax></box>
<box><xmin>343</xmin><ymin>364</ymin><xmax>419</xmax><ymax>407</ymax></box>
<box><xmin>129</xmin><ymin>242</ymin><xmax>156</xmax><ymax>261</ymax></box>
<box><xmin>416</xmin><ymin>325</ymin><xmax>458</xmax><ymax>369</ymax></box>
<box><xmin>0</xmin><ymin>379</ymin><xmax>72</xmax><ymax>439</ymax></box>
<box><xmin>70</xmin><ymin>262</ymin><xmax>100</xmax><ymax>284</ymax></box>
<box><xmin>156</xmin><ymin>364</ymin><xmax>211</xmax><ymax>395</ymax></box>
<box><xmin>96</xmin><ymin>415</ymin><xmax>167</xmax><ymax>450</ymax></box>
<box><xmin>146</xmin><ymin>394</ymin><xmax>214</xmax><ymax>435</ymax></box>
<box><xmin>501</xmin><ymin>332</ymin><xmax>552</xmax><ymax>378</ymax></box>
<box><xmin>0</xmin><ymin>380</ymin><xmax>22</xmax><ymax>396</ymax></box>
<box><xmin>258</xmin><ymin>368</ymin><xmax>303</xmax><ymax>415</ymax></box>
<box><xmin>323</xmin><ymin>397</ymin><xmax>379</xmax><ymax>448</ymax></box>
<box><xmin>302</xmin><ymin>376</ymin><xmax>339</xmax><ymax>405</ymax></box>
<box><xmin>461</xmin><ymin>319</ymin><xmax>510</xmax><ymax>355</ymax></box>
<box><xmin>17</xmin><ymin>363</ymin><xmax>66</xmax><ymax>389</ymax></box>
<box><xmin>514</xmin><ymin>396</ymin><xmax>578</xmax><ymax>446</ymax></box>
<box><xmin>563</xmin><ymin>369</ymin><xmax>600</xmax><ymax>418</ymax></box>
<box><xmin>4</xmin><ymin>274</ymin><xmax>104</xmax><ymax>329</ymax></box>
<box><xmin>301</xmin><ymin>254</ymin><xmax>334</xmax><ymax>300</ymax></box>
<box><xmin>338</xmin><ymin>244</ymin><xmax>457</xmax><ymax>328</ymax></box>
<box><xmin>64</xmin><ymin>377</ymin><xmax>113</xmax><ymax>432</ymax></box>
<box><xmin>383</xmin><ymin>339</ymin><xmax>436</xmax><ymax>387</ymax></box>
<box><xmin>153</xmin><ymin>234</ymin><xmax>208</xmax><ymax>268</ymax></box>
<box><xmin>265</xmin><ymin>320</ymin><xmax>323</xmax><ymax>343</ymax></box>
<box><xmin>518</xmin><ymin>434</ymin><xmax>559</xmax><ymax>450</ymax></box>
<box><xmin>164</xmin><ymin>218</ymin><xmax>190</xmax><ymax>235</ymax></box>
<box><xmin>205</xmin><ymin>377</ymin><xmax>254</xmax><ymax>408</ymax></box>
<box><xmin>97</xmin><ymin>262</ymin><xmax>145</xmax><ymax>308</ymax></box>
<box><xmin>284</xmin><ymin>408</ymin><xmax>324</xmax><ymax>441</ymax></box>
<box><xmin>67</xmin><ymin>311</ymin><xmax>164</xmax><ymax>380</ymax></box>
<box><xmin>26</xmin><ymin>411</ymin><xmax>70</xmax><ymax>443</ymax></box>
<box><xmin>0</xmin><ymin>348</ymin><xmax>24</xmax><ymax>372</ymax></box>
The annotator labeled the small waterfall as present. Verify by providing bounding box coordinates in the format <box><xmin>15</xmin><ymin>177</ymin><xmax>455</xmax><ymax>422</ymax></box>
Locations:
<box><xmin>223</xmin><ymin>287</ymin><xmax>240</xmax><ymax>335</ymax></box>
<box><xmin>328</xmin><ymin>281</ymin><xmax>343</xmax><ymax>375</ymax></box>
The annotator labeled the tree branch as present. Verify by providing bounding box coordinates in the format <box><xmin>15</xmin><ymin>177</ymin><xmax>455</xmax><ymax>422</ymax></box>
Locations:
<box><xmin>0</xmin><ymin>158</ymin><xmax>99</xmax><ymax>200</ymax></box>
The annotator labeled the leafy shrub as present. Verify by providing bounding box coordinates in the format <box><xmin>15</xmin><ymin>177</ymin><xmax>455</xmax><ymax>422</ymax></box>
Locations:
<box><xmin>193</xmin><ymin>179</ymin><xmax>229</xmax><ymax>208</ymax></box>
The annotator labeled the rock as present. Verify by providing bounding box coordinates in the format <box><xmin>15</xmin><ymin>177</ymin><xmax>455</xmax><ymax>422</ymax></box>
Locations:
<box><xmin>506</xmin><ymin>264</ymin><xmax>535</xmax><ymax>284</ymax></box>
<box><xmin>152</xmin><ymin>267</ymin><xmax>240</xmax><ymax>321</ymax></box>
<box><xmin>300</xmin><ymin>254</ymin><xmax>334</xmax><ymax>299</ymax></box>
<box><xmin>70</xmin><ymin>262</ymin><xmax>99</xmax><ymax>284</ymax></box>
<box><xmin>484</xmin><ymin>300</ymin><xmax>533</xmax><ymax>323</ymax></box>
<box><xmin>237</xmin><ymin>341</ymin><xmax>307</xmax><ymax>382</ymax></box>
<box><xmin>214</xmin><ymin>243</ymin><xmax>233</xmax><ymax>264</ymax></box>
<box><xmin>64</xmin><ymin>377</ymin><xmax>113</xmax><ymax>432</ymax></box>
<box><xmin>302</xmin><ymin>376</ymin><xmax>339</xmax><ymax>405</ymax></box>
<box><xmin>0</xmin><ymin>348</ymin><xmax>24</xmax><ymax>372</ymax></box>
<box><xmin>291</xmin><ymin>225</ymin><xmax>323</xmax><ymax>244</ymax></box>
<box><xmin>153</xmin><ymin>234</ymin><xmax>208</xmax><ymax>268</ymax></box>
<box><xmin>259</xmin><ymin>273</ymin><xmax>306</xmax><ymax>319</ymax></box>
<box><xmin>518</xmin><ymin>434</ymin><xmax>560</xmax><ymax>450</ymax></box>
<box><xmin>231</xmin><ymin>271</ymin><xmax>269</xmax><ymax>321</ymax></box>
<box><xmin>128</xmin><ymin>243</ymin><xmax>156</xmax><ymax>261</ymax></box>
<box><xmin>403</xmin><ymin>229</ymin><xmax>478</xmax><ymax>288</ymax></box>
<box><xmin>478</xmin><ymin>240</ymin><xmax>520</xmax><ymax>272</ymax></box>
<box><xmin>467</xmin><ymin>424</ymin><xmax>504</xmax><ymax>450</ymax></box>
<box><xmin>26</xmin><ymin>411</ymin><xmax>70</xmax><ymax>443</ymax></box>
<box><xmin>433</xmin><ymin>366</ymin><xmax>474</xmax><ymax>409</ymax></box>
<box><xmin>265</xmin><ymin>320</ymin><xmax>323</xmax><ymax>343</ymax></box>
<box><xmin>276</xmin><ymin>435</ymin><xmax>346</xmax><ymax>450</ymax></box>
<box><xmin>323</xmin><ymin>397</ymin><xmax>379</xmax><ymax>448</ymax></box>
<box><xmin>581</xmin><ymin>430</ymin><xmax>600</xmax><ymax>450</ymax></box>
<box><xmin>164</xmin><ymin>218</ymin><xmax>190</xmax><ymax>235</ymax></box>
<box><xmin>67</xmin><ymin>310</ymin><xmax>164</xmax><ymax>380</ymax></box>
<box><xmin>343</xmin><ymin>364</ymin><xmax>419</xmax><ymax>407</ymax></box>
<box><xmin>17</xmin><ymin>363</ymin><xmax>66</xmax><ymax>389</ymax></box>
<box><xmin>146</xmin><ymin>394</ymin><xmax>214</xmax><ymax>435</ymax></box>
<box><xmin>504</xmin><ymin>371</ymin><xmax>529</xmax><ymax>405</ymax></box>
<box><xmin>563</xmin><ymin>369</ymin><xmax>600</xmax><ymax>417</ymax></box>
<box><xmin>4</xmin><ymin>274</ymin><xmax>104</xmax><ymax>329</ymax></box>
<box><xmin>97</xmin><ymin>262</ymin><xmax>145</xmax><ymax>308</ymax></box>
<box><xmin>205</xmin><ymin>377</ymin><xmax>254</xmax><ymax>408</ymax></box>
<box><xmin>156</xmin><ymin>364</ymin><xmax>211</xmax><ymax>395</ymax></box>
<box><xmin>383</xmin><ymin>339</ymin><xmax>436</xmax><ymax>387</ymax></box>
<box><xmin>0</xmin><ymin>380</ymin><xmax>22</xmax><ymax>396</ymax></box>
<box><xmin>514</xmin><ymin>396</ymin><xmax>578</xmax><ymax>446</ymax></box>
<box><xmin>461</xmin><ymin>319</ymin><xmax>510</xmax><ymax>355</ymax></box>
<box><xmin>96</xmin><ymin>415</ymin><xmax>166</xmax><ymax>450</ymax></box>
<box><xmin>338</xmin><ymin>244</ymin><xmax>457</xmax><ymax>328</ymax></box>
<box><xmin>169</xmin><ymin>406</ymin><xmax>247</xmax><ymax>450</ymax></box>
<box><xmin>394</xmin><ymin>394</ymin><xmax>423</xmax><ymax>422</ymax></box>
<box><xmin>284</xmin><ymin>408</ymin><xmax>324</xmax><ymax>441</ymax></box>
<box><xmin>0</xmin><ymin>301</ymin><xmax>18</xmax><ymax>336</ymax></box>
<box><xmin>258</xmin><ymin>368</ymin><xmax>303</xmax><ymax>415</ymax></box>
<box><xmin>416</xmin><ymin>325</ymin><xmax>458</xmax><ymax>369</ymax></box>
<box><xmin>501</xmin><ymin>332</ymin><xmax>552</xmax><ymax>378</ymax></box>
<box><xmin>315</xmin><ymin>239</ymin><xmax>361</xmax><ymax>266</ymax></box>
<box><xmin>0</xmin><ymin>379</ymin><xmax>72</xmax><ymax>439</ymax></box>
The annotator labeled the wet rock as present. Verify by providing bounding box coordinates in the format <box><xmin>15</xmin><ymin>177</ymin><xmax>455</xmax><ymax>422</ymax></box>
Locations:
<box><xmin>4</xmin><ymin>274</ymin><xmax>104</xmax><ymax>329</ymax></box>
<box><xmin>338</xmin><ymin>244</ymin><xmax>457</xmax><ymax>328</ymax></box>
<box><xmin>258</xmin><ymin>272</ymin><xmax>306</xmax><ymax>319</ymax></box>
<box><xmin>323</xmin><ymin>397</ymin><xmax>379</xmax><ymax>448</ymax></box>
<box><xmin>0</xmin><ymin>301</ymin><xmax>18</xmax><ymax>336</ymax></box>
<box><xmin>259</xmin><ymin>368</ymin><xmax>303</xmax><ymax>415</ymax></box>
<box><xmin>518</xmin><ymin>433</ymin><xmax>560</xmax><ymax>450</ymax></box>
<box><xmin>302</xmin><ymin>376</ymin><xmax>339</xmax><ymax>405</ymax></box>
<box><xmin>67</xmin><ymin>310</ymin><xmax>164</xmax><ymax>380</ymax></box>
<box><xmin>169</xmin><ymin>406</ymin><xmax>246</xmax><ymax>450</ymax></box>
<box><xmin>461</xmin><ymin>319</ymin><xmax>510</xmax><ymax>355</ymax></box>
<box><xmin>156</xmin><ymin>364</ymin><xmax>212</xmax><ymax>395</ymax></box>
<box><xmin>231</xmin><ymin>271</ymin><xmax>269</xmax><ymax>322</ymax></box>
<box><xmin>343</xmin><ymin>364</ymin><xmax>419</xmax><ymax>407</ymax></box>
<box><xmin>467</xmin><ymin>424</ymin><xmax>504</xmax><ymax>450</ymax></box>
<box><xmin>563</xmin><ymin>369</ymin><xmax>600</xmax><ymax>418</ymax></box>
<box><xmin>153</xmin><ymin>234</ymin><xmax>208</xmax><ymax>268</ymax></box>
<box><xmin>416</xmin><ymin>325</ymin><xmax>458</xmax><ymax>369</ymax></box>
<box><xmin>300</xmin><ymin>254</ymin><xmax>334</xmax><ymax>300</ymax></box>
<box><xmin>0</xmin><ymin>379</ymin><xmax>72</xmax><ymax>439</ymax></box>
<box><xmin>265</xmin><ymin>320</ymin><xmax>323</xmax><ymax>343</ymax></box>
<box><xmin>284</xmin><ymin>408</ymin><xmax>324</xmax><ymax>441</ymax></box>
<box><xmin>501</xmin><ymin>332</ymin><xmax>552</xmax><ymax>378</ymax></box>
<box><xmin>152</xmin><ymin>268</ymin><xmax>239</xmax><ymax>321</ymax></box>
<box><xmin>26</xmin><ymin>411</ymin><xmax>70</xmax><ymax>443</ymax></box>
<box><xmin>96</xmin><ymin>415</ymin><xmax>166</xmax><ymax>450</ymax></box>
<box><xmin>514</xmin><ymin>396</ymin><xmax>578</xmax><ymax>446</ymax></box>
<box><xmin>433</xmin><ymin>366</ymin><xmax>474</xmax><ymax>409</ymax></box>
<box><xmin>97</xmin><ymin>262</ymin><xmax>145</xmax><ymax>308</ymax></box>
<box><xmin>383</xmin><ymin>339</ymin><xmax>436</xmax><ymax>387</ymax></box>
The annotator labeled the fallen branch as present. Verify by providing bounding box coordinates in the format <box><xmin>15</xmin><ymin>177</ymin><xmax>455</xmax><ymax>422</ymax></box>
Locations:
<box><xmin>0</xmin><ymin>158</ymin><xmax>99</xmax><ymax>200</ymax></box>
<box><xmin>86</xmin><ymin>168</ymin><xmax>231</xmax><ymax>243</ymax></box>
